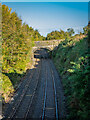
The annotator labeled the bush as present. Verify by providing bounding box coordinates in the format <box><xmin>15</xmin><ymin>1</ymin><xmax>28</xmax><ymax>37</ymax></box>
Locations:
<box><xmin>1</xmin><ymin>74</ymin><xmax>14</xmax><ymax>103</ymax></box>
<box><xmin>52</xmin><ymin>36</ymin><xmax>89</xmax><ymax>119</ymax></box>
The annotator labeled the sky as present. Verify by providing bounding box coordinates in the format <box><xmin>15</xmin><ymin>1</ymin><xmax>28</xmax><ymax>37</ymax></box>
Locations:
<box><xmin>1</xmin><ymin>0</ymin><xmax>90</xmax><ymax>2</ymax></box>
<box><xmin>2</xmin><ymin>2</ymin><xmax>88</xmax><ymax>36</ymax></box>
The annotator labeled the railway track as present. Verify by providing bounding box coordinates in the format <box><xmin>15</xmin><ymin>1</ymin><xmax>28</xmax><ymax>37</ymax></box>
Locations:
<box><xmin>41</xmin><ymin>59</ymin><xmax>58</xmax><ymax>120</ymax></box>
<box><xmin>42</xmin><ymin>59</ymin><xmax>47</xmax><ymax>120</ymax></box>
<box><xmin>3</xmin><ymin>48</ymin><xmax>66</xmax><ymax>119</ymax></box>
<box><xmin>3</xmin><ymin>60</ymin><xmax>41</xmax><ymax>119</ymax></box>
<box><xmin>24</xmin><ymin>60</ymin><xmax>41</xmax><ymax>119</ymax></box>
<box><xmin>50</xmin><ymin>62</ymin><xmax>58</xmax><ymax>120</ymax></box>
<box><xmin>4</xmin><ymin>68</ymin><xmax>35</xmax><ymax>118</ymax></box>
<box><xmin>8</xmin><ymin>69</ymin><xmax>35</xmax><ymax>119</ymax></box>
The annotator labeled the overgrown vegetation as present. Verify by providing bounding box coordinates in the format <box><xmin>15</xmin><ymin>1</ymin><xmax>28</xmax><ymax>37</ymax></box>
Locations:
<box><xmin>1</xmin><ymin>6</ymin><xmax>89</xmax><ymax>120</ymax></box>
<box><xmin>46</xmin><ymin>28</ymin><xmax>81</xmax><ymax>40</ymax></box>
<box><xmin>1</xmin><ymin>4</ymin><xmax>44</xmax><ymax>102</ymax></box>
<box><xmin>51</xmin><ymin>26</ymin><xmax>89</xmax><ymax>119</ymax></box>
<box><xmin>46</xmin><ymin>26</ymin><xmax>87</xmax><ymax>40</ymax></box>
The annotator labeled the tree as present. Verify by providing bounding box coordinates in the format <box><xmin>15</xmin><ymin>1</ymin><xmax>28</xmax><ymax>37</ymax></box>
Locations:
<box><xmin>83</xmin><ymin>26</ymin><xmax>88</xmax><ymax>35</ymax></box>
<box><xmin>67</xmin><ymin>28</ymin><xmax>75</xmax><ymax>36</ymax></box>
<box><xmin>1</xmin><ymin>4</ymin><xmax>46</xmax><ymax>102</ymax></box>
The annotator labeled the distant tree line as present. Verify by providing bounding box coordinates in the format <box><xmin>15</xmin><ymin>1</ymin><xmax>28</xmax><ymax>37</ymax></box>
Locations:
<box><xmin>45</xmin><ymin>26</ymin><xmax>88</xmax><ymax>40</ymax></box>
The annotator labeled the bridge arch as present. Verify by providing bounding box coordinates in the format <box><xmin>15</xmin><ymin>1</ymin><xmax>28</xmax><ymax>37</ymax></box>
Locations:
<box><xmin>33</xmin><ymin>48</ymin><xmax>50</xmax><ymax>59</ymax></box>
<box><xmin>32</xmin><ymin>46</ymin><xmax>52</xmax><ymax>53</ymax></box>
<box><xmin>31</xmin><ymin>39</ymin><xmax>63</xmax><ymax>62</ymax></box>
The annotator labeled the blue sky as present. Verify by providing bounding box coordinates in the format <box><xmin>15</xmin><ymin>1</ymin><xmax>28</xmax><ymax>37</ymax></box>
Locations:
<box><xmin>2</xmin><ymin>2</ymin><xmax>88</xmax><ymax>36</ymax></box>
<box><xmin>1</xmin><ymin>0</ymin><xmax>90</xmax><ymax>2</ymax></box>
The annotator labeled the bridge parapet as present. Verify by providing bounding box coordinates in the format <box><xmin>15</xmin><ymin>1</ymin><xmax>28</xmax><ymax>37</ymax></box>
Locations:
<box><xmin>32</xmin><ymin>39</ymin><xmax>64</xmax><ymax>52</ymax></box>
<box><xmin>34</xmin><ymin>39</ymin><xmax>64</xmax><ymax>47</ymax></box>
<box><xmin>31</xmin><ymin>39</ymin><xmax>64</xmax><ymax>62</ymax></box>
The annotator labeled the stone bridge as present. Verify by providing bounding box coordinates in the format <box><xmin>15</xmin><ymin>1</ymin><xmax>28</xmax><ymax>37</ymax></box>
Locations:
<box><xmin>32</xmin><ymin>39</ymin><xmax>64</xmax><ymax>52</ymax></box>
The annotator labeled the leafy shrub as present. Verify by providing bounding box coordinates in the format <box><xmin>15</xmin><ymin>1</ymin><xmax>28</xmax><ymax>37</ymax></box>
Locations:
<box><xmin>52</xmin><ymin>35</ymin><xmax>89</xmax><ymax>119</ymax></box>
<box><xmin>1</xmin><ymin>74</ymin><xmax>14</xmax><ymax>103</ymax></box>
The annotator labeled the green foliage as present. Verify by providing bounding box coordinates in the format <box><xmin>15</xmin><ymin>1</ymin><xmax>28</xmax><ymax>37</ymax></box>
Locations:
<box><xmin>83</xmin><ymin>26</ymin><xmax>88</xmax><ymax>35</ymax></box>
<box><xmin>52</xmin><ymin>35</ymin><xmax>89</xmax><ymax>119</ymax></box>
<box><xmin>1</xmin><ymin>4</ymin><xmax>44</xmax><ymax>102</ymax></box>
<box><xmin>46</xmin><ymin>28</ymin><xmax>75</xmax><ymax>40</ymax></box>
<box><xmin>2</xmin><ymin>74</ymin><xmax>14</xmax><ymax>103</ymax></box>
<box><xmin>67</xmin><ymin>28</ymin><xmax>75</xmax><ymax>36</ymax></box>
<box><xmin>46</xmin><ymin>29</ymin><xmax>67</xmax><ymax>40</ymax></box>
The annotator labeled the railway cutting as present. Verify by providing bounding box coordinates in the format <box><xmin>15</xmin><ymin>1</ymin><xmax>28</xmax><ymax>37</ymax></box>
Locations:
<box><xmin>3</xmin><ymin>48</ymin><xmax>66</xmax><ymax>120</ymax></box>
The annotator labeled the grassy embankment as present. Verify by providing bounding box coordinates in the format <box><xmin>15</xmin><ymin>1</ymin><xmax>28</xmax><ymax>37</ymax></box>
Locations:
<box><xmin>52</xmin><ymin>34</ymin><xmax>89</xmax><ymax>119</ymax></box>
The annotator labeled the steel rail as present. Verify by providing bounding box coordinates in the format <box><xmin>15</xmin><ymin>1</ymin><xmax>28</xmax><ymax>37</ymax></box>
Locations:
<box><xmin>42</xmin><ymin>59</ymin><xmax>58</xmax><ymax>119</ymax></box>
<box><xmin>7</xmin><ymin>60</ymin><xmax>37</xmax><ymax>119</ymax></box>
<box><xmin>50</xmin><ymin>60</ymin><xmax>58</xmax><ymax>120</ymax></box>
<box><xmin>24</xmin><ymin>60</ymin><xmax>42</xmax><ymax>119</ymax></box>
<box><xmin>42</xmin><ymin>59</ymin><xmax>47</xmax><ymax>120</ymax></box>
